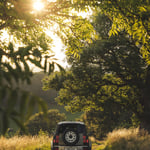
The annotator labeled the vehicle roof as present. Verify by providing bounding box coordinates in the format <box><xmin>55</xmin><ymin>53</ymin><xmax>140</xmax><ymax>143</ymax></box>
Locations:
<box><xmin>57</xmin><ymin>121</ymin><xmax>85</xmax><ymax>125</ymax></box>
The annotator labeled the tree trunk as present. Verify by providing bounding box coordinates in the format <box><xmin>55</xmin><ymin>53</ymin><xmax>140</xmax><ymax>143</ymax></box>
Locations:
<box><xmin>140</xmin><ymin>66</ymin><xmax>150</xmax><ymax>132</ymax></box>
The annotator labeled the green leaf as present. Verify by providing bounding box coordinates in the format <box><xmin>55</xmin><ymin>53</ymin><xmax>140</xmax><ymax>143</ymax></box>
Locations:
<box><xmin>0</xmin><ymin>87</ymin><xmax>7</xmax><ymax>101</ymax></box>
<box><xmin>25</xmin><ymin>97</ymin><xmax>36</xmax><ymax>121</ymax></box>
<box><xmin>19</xmin><ymin>91</ymin><xmax>29</xmax><ymax>121</ymax></box>
<box><xmin>55</xmin><ymin>62</ymin><xmax>65</xmax><ymax>72</ymax></box>
<box><xmin>33</xmin><ymin>48</ymin><xmax>41</xmax><ymax>58</ymax></box>
<box><xmin>7</xmin><ymin>89</ymin><xmax>18</xmax><ymax>114</ymax></box>
<box><xmin>0</xmin><ymin>106</ymin><xmax>4</xmax><ymax>112</ymax></box>
<box><xmin>28</xmin><ymin>58</ymin><xmax>42</xmax><ymax>68</ymax></box>
<box><xmin>3</xmin><ymin>72</ymin><xmax>12</xmax><ymax>85</ymax></box>
<box><xmin>10</xmin><ymin>110</ymin><xmax>20</xmax><ymax>117</ymax></box>
<box><xmin>3</xmin><ymin>63</ymin><xmax>19</xmax><ymax>83</ymax></box>
<box><xmin>8</xmin><ymin>42</ymin><xmax>14</xmax><ymax>53</ymax></box>
<box><xmin>2</xmin><ymin>113</ymin><xmax>9</xmax><ymax>135</ymax></box>
<box><xmin>48</xmin><ymin>62</ymin><xmax>55</xmax><ymax>75</ymax></box>
<box><xmin>11</xmin><ymin>116</ymin><xmax>27</xmax><ymax>134</ymax></box>
<box><xmin>139</xmin><ymin>6</ymin><xmax>147</xmax><ymax>12</ymax></box>
<box><xmin>22</xmin><ymin>59</ymin><xmax>30</xmax><ymax>72</ymax></box>
<box><xmin>15</xmin><ymin>61</ymin><xmax>22</xmax><ymax>73</ymax></box>
<box><xmin>37</xmin><ymin>98</ymin><xmax>48</xmax><ymax>115</ymax></box>
<box><xmin>44</xmin><ymin>57</ymin><xmax>47</xmax><ymax>73</ymax></box>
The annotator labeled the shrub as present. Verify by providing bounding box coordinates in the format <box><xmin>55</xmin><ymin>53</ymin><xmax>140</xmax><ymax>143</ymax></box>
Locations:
<box><xmin>103</xmin><ymin>128</ymin><xmax>150</xmax><ymax>150</ymax></box>
<box><xmin>26</xmin><ymin>109</ymin><xmax>66</xmax><ymax>135</ymax></box>
<box><xmin>80</xmin><ymin>110</ymin><xmax>134</xmax><ymax>139</ymax></box>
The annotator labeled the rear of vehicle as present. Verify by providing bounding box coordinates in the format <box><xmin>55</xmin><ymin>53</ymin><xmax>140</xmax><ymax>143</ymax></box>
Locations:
<box><xmin>51</xmin><ymin>121</ymin><xmax>91</xmax><ymax>150</ymax></box>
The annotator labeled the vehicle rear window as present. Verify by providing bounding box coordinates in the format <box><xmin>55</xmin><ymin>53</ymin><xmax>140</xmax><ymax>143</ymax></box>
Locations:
<box><xmin>56</xmin><ymin>124</ymin><xmax>86</xmax><ymax>134</ymax></box>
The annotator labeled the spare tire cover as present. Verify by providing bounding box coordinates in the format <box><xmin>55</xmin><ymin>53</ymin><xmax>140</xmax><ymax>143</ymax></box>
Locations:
<box><xmin>63</xmin><ymin>129</ymin><xmax>79</xmax><ymax>145</ymax></box>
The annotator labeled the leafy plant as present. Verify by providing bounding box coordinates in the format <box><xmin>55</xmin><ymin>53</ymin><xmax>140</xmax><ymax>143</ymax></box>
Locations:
<box><xmin>26</xmin><ymin>109</ymin><xmax>66</xmax><ymax>135</ymax></box>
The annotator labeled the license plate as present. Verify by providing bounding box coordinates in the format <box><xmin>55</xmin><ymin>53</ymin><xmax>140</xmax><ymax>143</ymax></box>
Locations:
<box><xmin>64</xmin><ymin>147</ymin><xmax>79</xmax><ymax>150</ymax></box>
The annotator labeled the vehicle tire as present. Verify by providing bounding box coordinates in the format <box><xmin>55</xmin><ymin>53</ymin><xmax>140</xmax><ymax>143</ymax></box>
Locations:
<box><xmin>63</xmin><ymin>129</ymin><xmax>79</xmax><ymax>146</ymax></box>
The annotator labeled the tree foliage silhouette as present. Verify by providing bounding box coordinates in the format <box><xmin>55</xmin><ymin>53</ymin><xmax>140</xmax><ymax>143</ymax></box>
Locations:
<box><xmin>0</xmin><ymin>0</ymin><xmax>94</xmax><ymax>134</ymax></box>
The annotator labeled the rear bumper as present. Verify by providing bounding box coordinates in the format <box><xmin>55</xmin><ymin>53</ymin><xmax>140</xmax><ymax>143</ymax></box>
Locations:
<box><xmin>52</xmin><ymin>146</ymin><xmax>90</xmax><ymax>150</ymax></box>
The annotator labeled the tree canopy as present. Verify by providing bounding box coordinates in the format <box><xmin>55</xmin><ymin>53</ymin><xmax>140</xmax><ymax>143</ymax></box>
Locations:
<box><xmin>0</xmin><ymin>0</ymin><xmax>95</xmax><ymax>134</ymax></box>
<box><xmin>76</xmin><ymin>0</ymin><xmax>150</xmax><ymax>62</ymax></box>
<box><xmin>43</xmin><ymin>13</ymin><xmax>150</xmax><ymax>133</ymax></box>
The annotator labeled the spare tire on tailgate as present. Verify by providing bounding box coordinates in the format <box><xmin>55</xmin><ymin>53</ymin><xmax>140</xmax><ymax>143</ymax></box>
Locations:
<box><xmin>63</xmin><ymin>129</ymin><xmax>79</xmax><ymax>145</ymax></box>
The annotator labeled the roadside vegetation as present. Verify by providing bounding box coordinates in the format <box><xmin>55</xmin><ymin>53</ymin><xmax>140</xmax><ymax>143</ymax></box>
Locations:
<box><xmin>1</xmin><ymin>128</ymin><xmax>150</xmax><ymax>150</ymax></box>
<box><xmin>0</xmin><ymin>132</ymin><xmax>51</xmax><ymax>150</ymax></box>
<box><xmin>97</xmin><ymin>128</ymin><xmax>150</xmax><ymax>150</ymax></box>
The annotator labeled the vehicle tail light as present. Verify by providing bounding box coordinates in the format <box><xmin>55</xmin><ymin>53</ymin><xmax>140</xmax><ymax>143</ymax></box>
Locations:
<box><xmin>83</xmin><ymin>135</ymin><xmax>89</xmax><ymax>145</ymax></box>
<box><xmin>54</xmin><ymin>148</ymin><xmax>59</xmax><ymax>150</ymax></box>
<box><xmin>53</xmin><ymin>135</ymin><xmax>59</xmax><ymax>145</ymax></box>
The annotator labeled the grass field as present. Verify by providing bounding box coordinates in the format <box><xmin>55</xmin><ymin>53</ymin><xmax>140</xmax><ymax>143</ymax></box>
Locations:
<box><xmin>0</xmin><ymin>135</ymin><xmax>102</xmax><ymax>150</ymax></box>
<box><xmin>0</xmin><ymin>134</ymin><xmax>101</xmax><ymax>150</ymax></box>
<box><xmin>0</xmin><ymin>135</ymin><xmax>51</xmax><ymax>150</ymax></box>
<box><xmin>1</xmin><ymin>128</ymin><xmax>150</xmax><ymax>150</ymax></box>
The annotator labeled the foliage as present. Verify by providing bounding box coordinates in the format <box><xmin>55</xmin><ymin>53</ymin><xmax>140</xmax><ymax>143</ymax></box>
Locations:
<box><xmin>0</xmin><ymin>88</ymin><xmax>48</xmax><ymax>135</ymax></box>
<box><xmin>71</xmin><ymin>0</ymin><xmax>150</xmax><ymax>62</ymax></box>
<box><xmin>102</xmin><ymin>128</ymin><xmax>150</xmax><ymax>150</ymax></box>
<box><xmin>26</xmin><ymin>109</ymin><xmax>66</xmax><ymax>135</ymax></box>
<box><xmin>80</xmin><ymin>109</ymin><xmax>134</xmax><ymax>139</ymax></box>
<box><xmin>102</xmin><ymin>0</ymin><xmax>150</xmax><ymax>63</ymax></box>
<box><xmin>43</xmin><ymin>13</ymin><xmax>150</xmax><ymax>132</ymax></box>
<box><xmin>0</xmin><ymin>0</ymin><xmax>95</xmax><ymax>134</ymax></box>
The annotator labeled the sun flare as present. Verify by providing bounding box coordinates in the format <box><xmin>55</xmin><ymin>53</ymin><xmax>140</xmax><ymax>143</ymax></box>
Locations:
<box><xmin>33</xmin><ymin>0</ymin><xmax>44</xmax><ymax>11</ymax></box>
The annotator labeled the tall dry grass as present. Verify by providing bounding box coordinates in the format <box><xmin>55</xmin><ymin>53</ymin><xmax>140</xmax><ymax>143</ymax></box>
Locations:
<box><xmin>0</xmin><ymin>135</ymin><xmax>51</xmax><ymax>150</ymax></box>
<box><xmin>103</xmin><ymin>128</ymin><xmax>150</xmax><ymax>150</ymax></box>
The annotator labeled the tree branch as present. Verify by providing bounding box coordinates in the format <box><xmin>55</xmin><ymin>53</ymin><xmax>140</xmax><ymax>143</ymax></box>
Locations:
<box><xmin>0</xmin><ymin>23</ymin><xmax>7</xmax><ymax>30</ymax></box>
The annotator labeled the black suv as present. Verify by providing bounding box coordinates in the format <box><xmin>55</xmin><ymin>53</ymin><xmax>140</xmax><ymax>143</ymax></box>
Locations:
<box><xmin>51</xmin><ymin>121</ymin><xmax>92</xmax><ymax>150</ymax></box>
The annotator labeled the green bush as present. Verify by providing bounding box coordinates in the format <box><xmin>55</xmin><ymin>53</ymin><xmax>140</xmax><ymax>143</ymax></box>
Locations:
<box><xmin>80</xmin><ymin>110</ymin><xmax>134</xmax><ymax>139</ymax></box>
<box><xmin>26</xmin><ymin>109</ymin><xmax>66</xmax><ymax>135</ymax></box>
<box><xmin>103</xmin><ymin>128</ymin><xmax>150</xmax><ymax>150</ymax></box>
